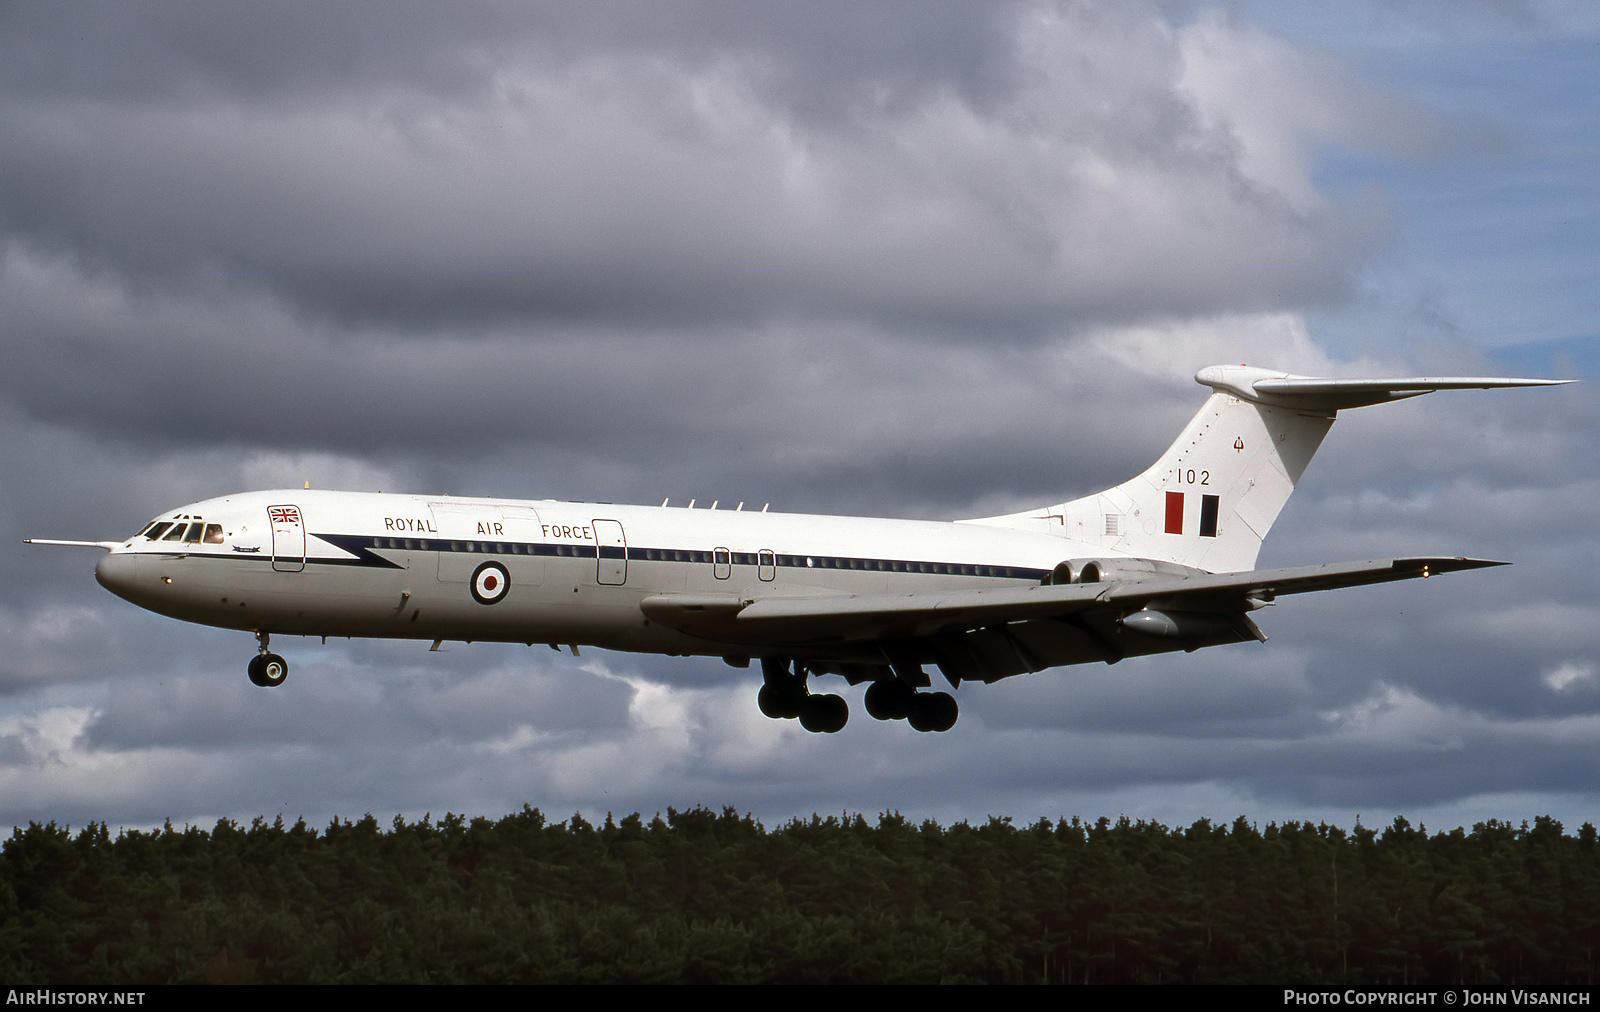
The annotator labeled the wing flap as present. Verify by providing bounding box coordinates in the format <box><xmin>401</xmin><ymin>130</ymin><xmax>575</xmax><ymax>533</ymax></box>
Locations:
<box><xmin>735</xmin><ymin>582</ymin><xmax>1108</xmax><ymax>642</ymax></box>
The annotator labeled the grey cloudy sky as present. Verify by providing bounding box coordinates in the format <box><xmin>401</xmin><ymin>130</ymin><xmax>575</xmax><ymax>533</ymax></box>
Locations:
<box><xmin>2</xmin><ymin>0</ymin><xmax>1595</xmax><ymax>834</ymax></box>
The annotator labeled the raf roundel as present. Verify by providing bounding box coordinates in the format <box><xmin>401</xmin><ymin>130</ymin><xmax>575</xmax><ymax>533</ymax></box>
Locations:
<box><xmin>470</xmin><ymin>561</ymin><xmax>511</xmax><ymax>605</ymax></box>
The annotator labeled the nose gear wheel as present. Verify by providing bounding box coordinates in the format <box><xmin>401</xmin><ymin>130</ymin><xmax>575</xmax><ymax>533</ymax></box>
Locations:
<box><xmin>247</xmin><ymin>631</ymin><xmax>289</xmax><ymax>687</ymax></box>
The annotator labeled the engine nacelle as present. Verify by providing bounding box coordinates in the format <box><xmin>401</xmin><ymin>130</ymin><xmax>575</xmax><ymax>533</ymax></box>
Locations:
<box><xmin>1046</xmin><ymin>558</ymin><xmax>1209</xmax><ymax>585</ymax></box>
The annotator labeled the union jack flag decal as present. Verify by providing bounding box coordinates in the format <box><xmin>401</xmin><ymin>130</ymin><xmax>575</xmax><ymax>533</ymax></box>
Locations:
<box><xmin>268</xmin><ymin>506</ymin><xmax>301</xmax><ymax>525</ymax></box>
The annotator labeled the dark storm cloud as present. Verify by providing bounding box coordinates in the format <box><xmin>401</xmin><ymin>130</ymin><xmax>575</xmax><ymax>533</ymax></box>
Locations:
<box><xmin>0</xmin><ymin>244</ymin><xmax>1142</xmax><ymax>506</ymax></box>
<box><xmin>0</xmin><ymin>2</ymin><xmax>1402</xmax><ymax>336</ymax></box>
<box><xmin>978</xmin><ymin>644</ymin><xmax>1324</xmax><ymax>738</ymax></box>
<box><xmin>1</xmin><ymin>243</ymin><xmax>1337</xmax><ymax>522</ymax></box>
<box><xmin>0</xmin><ymin>1</ymin><xmax>1013</xmax><ymax>110</ymax></box>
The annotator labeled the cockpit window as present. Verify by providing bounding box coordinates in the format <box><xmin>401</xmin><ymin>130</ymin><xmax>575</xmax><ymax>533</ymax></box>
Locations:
<box><xmin>160</xmin><ymin>524</ymin><xmax>187</xmax><ymax>542</ymax></box>
<box><xmin>143</xmin><ymin>522</ymin><xmax>174</xmax><ymax>540</ymax></box>
<box><xmin>203</xmin><ymin>524</ymin><xmax>225</xmax><ymax>544</ymax></box>
<box><xmin>182</xmin><ymin>524</ymin><xmax>204</xmax><ymax>544</ymax></box>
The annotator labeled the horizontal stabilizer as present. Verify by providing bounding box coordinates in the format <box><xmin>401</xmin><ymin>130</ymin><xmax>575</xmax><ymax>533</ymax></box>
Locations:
<box><xmin>1199</xmin><ymin>365</ymin><xmax>1570</xmax><ymax>412</ymax></box>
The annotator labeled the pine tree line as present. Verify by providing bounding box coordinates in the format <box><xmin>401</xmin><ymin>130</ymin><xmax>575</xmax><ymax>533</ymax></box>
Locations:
<box><xmin>3</xmin><ymin>807</ymin><xmax>1596</xmax><ymax>984</ymax></box>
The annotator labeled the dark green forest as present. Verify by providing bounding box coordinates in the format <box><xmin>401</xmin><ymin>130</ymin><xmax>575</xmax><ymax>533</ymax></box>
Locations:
<box><xmin>3</xmin><ymin>806</ymin><xmax>1597</xmax><ymax>984</ymax></box>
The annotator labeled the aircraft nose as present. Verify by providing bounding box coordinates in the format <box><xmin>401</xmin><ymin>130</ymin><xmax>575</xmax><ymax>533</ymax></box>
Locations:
<box><xmin>94</xmin><ymin>551</ymin><xmax>141</xmax><ymax>602</ymax></box>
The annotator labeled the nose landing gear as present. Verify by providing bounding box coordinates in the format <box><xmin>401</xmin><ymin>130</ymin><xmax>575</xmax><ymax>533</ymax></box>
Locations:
<box><xmin>247</xmin><ymin>631</ymin><xmax>289</xmax><ymax>688</ymax></box>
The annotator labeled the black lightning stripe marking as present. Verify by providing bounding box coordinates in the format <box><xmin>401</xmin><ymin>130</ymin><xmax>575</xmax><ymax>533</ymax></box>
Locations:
<box><xmin>153</xmin><ymin>533</ymin><xmax>1053</xmax><ymax>582</ymax></box>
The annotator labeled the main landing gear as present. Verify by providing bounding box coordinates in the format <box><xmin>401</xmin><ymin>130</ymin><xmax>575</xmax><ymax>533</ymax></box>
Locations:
<box><xmin>247</xmin><ymin>631</ymin><xmax>289</xmax><ymax>688</ymax></box>
<box><xmin>758</xmin><ymin>658</ymin><xmax>848</xmax><ymax>733</ymax></box>
<box><xmin>755</xmin><ymin>658</ymin><xmax>961</xmax><ymax>733</ymax></box>
<box><xmin>864</xmin><ymin>679</ymin><xmax>958</xmax><ymax>732</ymax></box>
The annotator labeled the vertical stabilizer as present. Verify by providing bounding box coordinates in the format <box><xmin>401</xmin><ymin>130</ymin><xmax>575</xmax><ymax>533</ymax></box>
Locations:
<box><xmin>1064</xmin><ymin>368</ymin><xmax>1336</xmax><ymax>572</ymax></box>
<box><xmin>964</xmin><ymin>365</ymin><xmax>1569</xmax><ymax>573</ymax></box>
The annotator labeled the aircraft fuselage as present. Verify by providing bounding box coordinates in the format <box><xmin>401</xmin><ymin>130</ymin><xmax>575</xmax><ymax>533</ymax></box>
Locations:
<box><xmin>95</xmin><ymin>489</ymin><xmax>1081</xmax><ymax>663</ymax></box>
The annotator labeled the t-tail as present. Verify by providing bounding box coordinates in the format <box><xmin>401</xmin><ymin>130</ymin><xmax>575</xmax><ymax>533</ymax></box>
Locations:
<box><xmin>967</xmin><ymin>364</ymin><xmax>1569</xmax><ymax>573</ymax></box>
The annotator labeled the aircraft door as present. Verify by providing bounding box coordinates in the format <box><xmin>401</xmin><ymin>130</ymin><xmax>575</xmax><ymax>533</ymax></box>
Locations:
<box><xmin>593</xmin><ymin>519</ymin><xmax>626</xmax><ymax>585</ymax></box>
<box><xmin>268</xmin><ymin>505</ymin><xmax>305</xmax><ymax>573</ymax></box>
<box><xmin>498</xmin><ymin>505</ymin><xmax>545</xmax><ymax>587</ymax></box>
<box><xmin>429</xmin><ymin>502</ymin><xmax>479</xmax><ymax>583</ymax></box>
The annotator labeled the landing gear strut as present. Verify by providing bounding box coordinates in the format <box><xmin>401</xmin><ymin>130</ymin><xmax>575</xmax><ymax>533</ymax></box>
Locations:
<box><xmin>757</xmin><ymin>658</ymin><xmax>847</xmax><ymax>733</ymax></box>
<box><xmin>248</xmin><ymin>631</ymin><xmax>289</xmax><ymax>688</ymax></box>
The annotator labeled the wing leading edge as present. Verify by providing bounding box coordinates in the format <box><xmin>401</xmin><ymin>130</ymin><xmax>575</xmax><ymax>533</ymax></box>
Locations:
<box><xmin>641</xmin><ymin>557</ymin><xmax>1503</xmax><ymax>683</ymax></box>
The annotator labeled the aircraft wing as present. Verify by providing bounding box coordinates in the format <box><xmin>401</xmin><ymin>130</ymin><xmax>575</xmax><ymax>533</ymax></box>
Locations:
<box><xmin>728</xmin><ymin>555</ymin><xmax>1499</xmax><ymax>638</ymax></box>
<box><xmin>640</xmin><ymin>557</ymin><xmax>1504</xmax><ymax>681</ymax></box>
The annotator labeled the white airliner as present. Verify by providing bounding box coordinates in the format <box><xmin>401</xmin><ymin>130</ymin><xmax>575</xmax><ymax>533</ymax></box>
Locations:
<box><xmin>29</xmin><ymin>365</ymin><xmax>1566</xmax><ymax>733</ymax></box>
